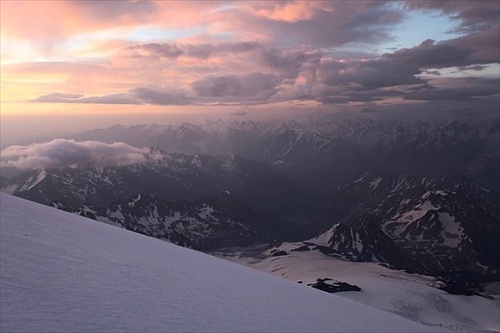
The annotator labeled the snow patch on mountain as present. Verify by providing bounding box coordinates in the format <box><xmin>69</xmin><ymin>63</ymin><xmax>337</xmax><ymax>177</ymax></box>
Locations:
<box><xmin>396</xmin><ymin>199</ymin><xmax>439</xmax><ymax>222</ymax></box>
<box><xmin>438</xmin><ymin>212</ymin><xmax>463</xmax><ymax>248</ymax></box>
<box><xmin>369</xmin><ymin>176</ymin><xmax>382</xmax><ymax>190</ymax></box>
<box><xmin>191</xmin><ymin>154</ymin><xmax>203</xmax><ymax>168</ymax></box>
<box><xmin>309</xmin><ymin>223</ymin><xmax>340</xmax><ymax>247</ymax></box>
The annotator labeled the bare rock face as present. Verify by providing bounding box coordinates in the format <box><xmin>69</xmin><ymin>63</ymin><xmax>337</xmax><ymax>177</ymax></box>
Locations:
<box><xmin>307</xmin><ymin>278</ymin><xmax>361</xmax><ymax>293</ymax></box>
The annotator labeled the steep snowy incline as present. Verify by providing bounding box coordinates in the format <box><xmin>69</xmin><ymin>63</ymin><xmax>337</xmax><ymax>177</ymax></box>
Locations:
<box><xmin>0</xmin><ymin>194</ymin><xmax>447</xmax><ymax>333</ymax></box>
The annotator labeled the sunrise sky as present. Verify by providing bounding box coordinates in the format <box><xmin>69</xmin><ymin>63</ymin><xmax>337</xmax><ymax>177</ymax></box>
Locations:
<box><xmin>0</xmin><ymin>0</ymin><xmax>499</xmax><ymax>144</ymax></box>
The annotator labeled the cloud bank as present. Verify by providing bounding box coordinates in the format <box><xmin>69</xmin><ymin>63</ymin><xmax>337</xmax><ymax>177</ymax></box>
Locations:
<box><xmin>2</xmin><ymin>1</ymin><xmax>499</xmax><ymax>109</ymax></box>
<box><xmin>1</xmin><ymin>139</ymin><xmax>148</xmax><ymax>170</ymax></box>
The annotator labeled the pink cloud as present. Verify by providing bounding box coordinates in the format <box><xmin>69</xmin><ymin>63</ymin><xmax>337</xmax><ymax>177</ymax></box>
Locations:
<box><xmin>1</xmin><ymin>0</ymin><xmax>498</xmax><ymax>108</ymax></box>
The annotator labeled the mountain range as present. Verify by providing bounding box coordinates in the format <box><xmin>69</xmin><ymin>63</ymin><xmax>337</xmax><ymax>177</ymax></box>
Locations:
<box><xmin>1</xmin><ymin>112</ymin><xmax>499</xmax><ymax>302</ymax></box>
<box><xmin>67</xmin><ymin>113</ymin><xmax>500</xmax><ymax>194</ymax></box>
<box><xmin>2</xmin><ymin>147</ymin><xmax>312</xmax><ymax>249</ymax></box>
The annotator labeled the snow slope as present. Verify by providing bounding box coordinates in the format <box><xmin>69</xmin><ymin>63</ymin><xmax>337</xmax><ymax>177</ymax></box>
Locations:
<box><xmin>213</xmin><ymin>242</ymin><xmax>500</xmax><ymax>332</ymax></box>
<box><xmin>0</xmin><ymin>193</ymin><xmax>448</xmax><ymax>333</ymax></box>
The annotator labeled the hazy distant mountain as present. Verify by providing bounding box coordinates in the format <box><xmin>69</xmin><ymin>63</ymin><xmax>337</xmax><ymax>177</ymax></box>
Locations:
<box><xmin>66</xmin><ymin>115</ymin><xmax>500</xmax><ymax>194</ymax></box>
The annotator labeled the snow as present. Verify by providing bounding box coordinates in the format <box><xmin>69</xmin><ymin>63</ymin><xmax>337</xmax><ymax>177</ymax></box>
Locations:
<box><xmin>391</xmin><ymin>177</ymin><xmax>410</xmax><ymax>192</ymax></box>
<box><xmin>191</xmin><ymin>154</ymin><xmax>203</xmax><ymax>168</ymax></box>
<box><xmin>222</xmin><ymin>154</ymin><xmax>235</xmax><ymax>169</ymax></box>
<box><xmin>355</xmin><ymin>233</ymin><xmax>364</xmax><ymax>253</ymax></box>
<box><xmin>213</xmin><ymin>242</ymin><xmax>500</xmax><ymax>333</ymax></box>
<box><xmin>3</xmin><ymin>169</ymin><xmax>48</xmax><ymax>194</ymax></box>
<box><xmin>127</xmin><ymin>193</ymin><xmax>142</xmax><ymax>207</ymax></box>
<box><xmin>369</xmin><ymin>177</ymin><xmax>382</xmax><ymax>190</ymax></box>
<box><xmin>438</xmin><ymin>212</ymin><xmax>462</xmax><ymax>247</ymax></box>
<box><xmin>0</xmin><ymin>194</ymin><xmax>449</xmax><ymax>333</ymax></box>
<box><xmin>197</xmin><ymin>203</ymin><xmax>215</xmax><ymax>219</ymax></box>
<box><xmin>396</xmin><ymin>199</ymin><xmax>439</xmax><ymax>222</ymax></box>
<box><xmin>310</xmin><ymin>223</ymin><xmax>340</xmax><ymax>246</ymax></box>
<box><xmin>23</xmin><ymin>169</ymin><xmax>47</xmax><ymax>191</ymax></box>
<box><xmin>108</xmin><ymin>209</ymin><xmax>125</xmax><ymax>220</ymax></box>
<box><xmin>352</xmin><ymin>173</ymin><xmax>368</xmax><ymax>183</ymax></box>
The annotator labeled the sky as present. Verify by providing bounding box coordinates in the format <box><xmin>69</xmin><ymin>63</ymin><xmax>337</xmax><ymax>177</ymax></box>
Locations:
<box><xmin>0</xmin><ymin>0</ymin><xmax>499</xmax><ymax>144</ymax></box>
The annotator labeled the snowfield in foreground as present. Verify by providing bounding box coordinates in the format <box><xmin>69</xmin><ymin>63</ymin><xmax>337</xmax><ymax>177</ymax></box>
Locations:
<box><xmin>0</xmin><ymin>193</ymin><xmax>448</xmax><ymax>332</ymax></box>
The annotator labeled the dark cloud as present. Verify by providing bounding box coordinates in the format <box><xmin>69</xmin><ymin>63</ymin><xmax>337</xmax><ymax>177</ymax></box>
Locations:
<box><xmin>125</xmin><ymin>41</ymin><xmax>261</xmax><ymax>60</ymax></box>
<box><xmin>1</xmin><ymin>139</ymin><xmax>148</xmax><ymax>170</ymax></box>
<box><xmin>405</xmin><ymin>78</ymin><xmax>500</xmax><ymax>101</ymax></box>
<box><xmin>386</xmin><ymin>28</ymin><xmax>500</xmax><ymax>69</ymax></box>
<box><xmin>317</xmin><ymin>58</ymin><xmax>423</xmax><ymax>89</ymax></box>
<box><xmin>184</xmin><ymin>42</ymin><xmax>261</xmax><ymax>59</ymax></box>
<box><xmin>79</xmin><ymin>94</ymin><xmax>140</xmax><ymax>104</ymax></box>
<box><xmin>445</xmin><ymin>28</ymin><xmax>500</xmax><ymax>65</ymax></box>
<box><xmin>386</xmin><ymin>39</ymin><xmax>471</xmax><ymax>68</ymax></box>
<box><xmin>405</xmin><ymin>89</ymin><xmax>467</xmax><ymax>101</ymax></box>
<box><xmin>408</xmin><ymin>84</ymin><xmax>436</xmax><ymax>91</ymax></box>
<box><xmin>126</xmin><ymin>43</ymin><xmax>183</xmax><ymax>59</ymax></box>
<box><xmin>130</xmin><ymin>87</ymin><xmax>191</xmax><ymax>105</ymax></box>
<box><xmin>317</xmin><ymin>25</ymin><xmax>500</xmax><ymax>96</ymax></box>
<box><xmin>405</xmin><ymin>0</ymin><xmax>500</xmax><ymax>33</ymax></box>
<box><xmin>221</xmin><ymin>1</ymin><xmax>403</xmax><ymax>48</ymax></box>
<box><xmin>259</xmin><ymin>48</ymin><xmax>315</xmax><ymax>79</ymax></box>
<box><xmin>312</xmin><ymin>85</ymin><xmax>405</xmax><ymax>105</ymax></box>
<box><xmin>191</xmin><ymin>72</ymin><xmax>280</xmax><ymax>102</ymax></box>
